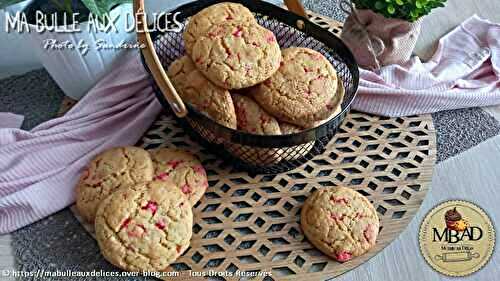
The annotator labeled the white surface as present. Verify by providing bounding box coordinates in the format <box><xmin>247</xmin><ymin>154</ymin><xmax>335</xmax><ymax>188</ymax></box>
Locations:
<box><xmin>483</xmin><ymin>105</ymin><xmax>500</xmax><ymax>122</ymax></box>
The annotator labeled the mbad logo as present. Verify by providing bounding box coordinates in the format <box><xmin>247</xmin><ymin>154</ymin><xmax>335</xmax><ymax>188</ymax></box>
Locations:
<box><xmin>419</xmin><ymin>201</ymin><xmax>495</xmax><ymax>277</ymax></box>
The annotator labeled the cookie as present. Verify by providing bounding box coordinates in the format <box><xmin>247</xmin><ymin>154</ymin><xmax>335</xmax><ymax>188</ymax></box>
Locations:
<box><xmin>305</xmin><ymin>79</ymin><xmax>345</xmax><ymax>128</ymax></box>
<box><xmin>183</xmin><ymin>2</ymin><xmax>256</xmax><ymax>55</ymax></box>
<box><xmin>229</xmin><ymin>94</ymin><xmax>282</xmax><ymax>164</ymax></box>
<box><xmin>150</xmin><ymin>148</ymin><xmax>208</xmax><ymax>205</ymax></box>
<box><xmin>301</xmin><ymin>187</ymin><xmax>379</xmax><ymax>262</ymax></box>
<box><xmin>192</xmin><ymin>21</ymin><xmax>281</xmax><ymax>89</ymax></box>
<box><xmin>251</xmin><ymin>47</ymin><xmax>339</xmax><ymax>127</ymax></box>
<box><xmin>279</xmin><ymin>122</ymin><xmax>302</xmax><ymax>135</ymax></box>
<box><xmin>233</xmin><ymin>94</ymin><xmax>281</xmax><ymax>135</ymax></box>
<box><xmin>75</xmin><ymin>147</ymin><xmax>154</xmax><ymax>223</ymax></box>
<box><xmin>310</xmin><ymin>104</ymin><xmax>342</xmax><ymax>128</ymax></box>
<box><xmin>168</xmin><ymin>56</ymin><xmax>237</xmax><ymax>129</ymax></box>
<box><xmin>95</xmin><ymin>181</ymin><xmax>193</xmax><ymax>273</ymax></box>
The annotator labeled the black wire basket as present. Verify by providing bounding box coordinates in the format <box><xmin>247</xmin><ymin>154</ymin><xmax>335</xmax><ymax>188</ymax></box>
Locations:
<box><xmin>141</xmin><ymin>0</ymin><xmax>359</xmax><ymax>174</ymax></box>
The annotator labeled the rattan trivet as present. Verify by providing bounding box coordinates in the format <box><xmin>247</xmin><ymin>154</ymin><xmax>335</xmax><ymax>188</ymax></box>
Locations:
<box><xmin>70</xmin><ymin>13</ymin><xmax>436</xmax><ymax>281</ymax></box>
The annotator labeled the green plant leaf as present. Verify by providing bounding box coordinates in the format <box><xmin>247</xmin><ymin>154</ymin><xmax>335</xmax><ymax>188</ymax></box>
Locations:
<box><xmin>354</xmin><ymin>0</ymin><xmax>447</xmax><ymax>21</ymax></box>
<box><xmin>374</xmin><ymin>1</ymin><xmax>385</xmax><ymax>10</ymax></box>
<box><xmin>387</xmin><ymin>4</ymin><xmax>396</xmax><ymax>14</ymax></box>
<box><xmin>0</xmin><ymin>0</ymin><xmax>26</xmax><ymax>10</ymax></box>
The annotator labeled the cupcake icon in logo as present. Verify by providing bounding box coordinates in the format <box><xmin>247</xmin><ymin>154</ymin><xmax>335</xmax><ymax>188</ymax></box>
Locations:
<box><xmin>444</xmin><ymin>207</ymin><xmax>468</xmax><ymax>232</ymax></box>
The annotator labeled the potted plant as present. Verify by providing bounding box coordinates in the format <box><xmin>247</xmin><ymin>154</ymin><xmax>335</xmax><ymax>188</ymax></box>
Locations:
<box><xmin>341</xmin><ymin>0</ymin><xmax>447</xmax><ymax>69</ymax></box>
<box><xmin>0</xmin><ymin>0</ymin><xmax>134</xmax><ymax>99</ymax></box>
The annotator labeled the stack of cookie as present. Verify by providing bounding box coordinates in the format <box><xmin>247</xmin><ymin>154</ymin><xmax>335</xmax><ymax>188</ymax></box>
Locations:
<box><xmin>168</xmin><ymin>2</ymin><xmax>344</xmax><ymax>137</ymax></box>
<box><xmin>75</xmin><ymin>146</ymin><xmax>208</xmax><ymax>275</ymax></box>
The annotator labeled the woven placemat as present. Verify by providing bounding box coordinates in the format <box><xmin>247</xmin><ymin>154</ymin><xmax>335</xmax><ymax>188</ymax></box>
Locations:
<box><xmin>69</xmin><ymin>13</ymin><xmax>436</xmax><ymax>281</ymax></box>
<box><xmin>72</xmin><ymin>111</ymin><xmax>435</xmax><ymax>280</ymax></box>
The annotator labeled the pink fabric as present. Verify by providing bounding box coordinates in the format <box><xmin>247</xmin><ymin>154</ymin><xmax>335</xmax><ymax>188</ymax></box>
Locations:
<box><xmin>0</xmin><ymin>52</ymin><xmax>161</xmax><ymax>233</ymax></box>
<box><xmin>353</xmin><ymin>15</ymin><xmax>500</xmax><ymax>116</ymax></box>
<box><xmin>0</xmin><ymin>113</ymin><xmax>24</xmax><ymax>129</ymax></box>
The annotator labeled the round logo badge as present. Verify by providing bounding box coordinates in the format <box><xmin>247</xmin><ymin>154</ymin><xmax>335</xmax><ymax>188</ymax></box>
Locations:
<box><xmin>419</xmin><ymin>200</ymin><xmax>495</xmax><ymax>277</ymax></box>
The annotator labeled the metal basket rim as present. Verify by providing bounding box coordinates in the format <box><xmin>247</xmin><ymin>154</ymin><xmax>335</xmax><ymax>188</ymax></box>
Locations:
<box><xmin>141</xmin><ymin>0</ymin><xmax>359</xmax><ymax>147</ymax></box>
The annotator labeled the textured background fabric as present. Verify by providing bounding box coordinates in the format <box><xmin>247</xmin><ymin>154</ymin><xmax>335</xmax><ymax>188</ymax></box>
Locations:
<box><xmin>0</xmin><ymin>70</ymin><xmax>64</xmax><ymax>130</ymax></box>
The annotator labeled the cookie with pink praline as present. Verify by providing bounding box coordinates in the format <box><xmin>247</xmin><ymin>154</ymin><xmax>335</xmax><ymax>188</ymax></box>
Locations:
<box><xmin>75</xmin><ymin>146</ymin><xmax>154</xmax><ymax>223</ymax></box>
<box><xmin>94</xmin><ymin>181</ymin><xmax>192</xmax><ymax>272</ymax></box>
<box><xmin>191</xmin><ymin>21</ymin><xmax>281</xmax><ymax>89</ymax></box>
<box><xmin>149</xmin><ymin>148</ymin><xmax>208</xmax><ymax>206</ymax></box>
<box><xmin>167</xmin><ymin>56</ymin><xmax>237</xmax><ymax>129</ymax></box>
<box><xmin>251</xmin><ymin>47</ymin><xmax>340</xmax><ymax>127</ymax></box>
<box><xmin>233</xmin><ymin>93</ymin><xmax>281</xmax><ymax>135</ymax></box>
<box><xmin>301</xmin><ymin>187</ymin><xmax>379</xmax><ymax>262</ymax></box>
<box><xmin>183</xmin><ymin>2</ymin><xmax>257</xmax><ymax>56</ymax></box>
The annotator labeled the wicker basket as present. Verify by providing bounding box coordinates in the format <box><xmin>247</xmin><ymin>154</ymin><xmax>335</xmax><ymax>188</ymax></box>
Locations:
<box><xmin>136</xmin><ymin>0</ymin><xmax>359</xmax><ymax>174</ymax></box>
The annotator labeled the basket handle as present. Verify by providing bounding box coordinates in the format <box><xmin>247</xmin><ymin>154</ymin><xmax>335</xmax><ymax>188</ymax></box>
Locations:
<box><xmin>283</xmin><ymin>0</ymin><xmax>307</xmax><ymax>18</ymax></box>
<box><xmin>134</xmin><ymin>0</ymin><xmax>188</xmax><ymax>117</ymax></box>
